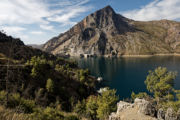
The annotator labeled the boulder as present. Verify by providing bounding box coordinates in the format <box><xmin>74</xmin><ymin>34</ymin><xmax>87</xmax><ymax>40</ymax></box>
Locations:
<box><xmin>134</xmin><ymin>98</ymin><xmax>156</xmax><ymax>117</ymax></box>
<box><xmin>165</xmin><ymin>108</ymin><xmax>177</xmax><ymax>120</ymax></box>
<box><xmin>109</xmin><ymin>113</ymin><xmax>120</xmax><ymax>120</ymax></box>
<box><xmin>97</xmin><ymin>77</ymin><xmax>103</xmax><ymax>82</ymax></box>
<box><xmin>116</xmin><ymin>101</ymin><xmax>132</xmax><ymax>113</ymax></box>
<box><xmin>176</xmin><ymin>109</ymin><xmax>180</xmax><ymax>120</ymax></box>
<box><xmin>109</xmin><ymin>99</ymin><xmax>157</xmax><ymax>120</ymax></box>
<box><xmin>157</xmin><ymin>108</ymin><xmax>165</xmax><ymax>120</ymax></box>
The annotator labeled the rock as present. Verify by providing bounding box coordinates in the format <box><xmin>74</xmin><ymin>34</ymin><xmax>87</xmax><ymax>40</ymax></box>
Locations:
<box><xmin>177</xmin><ymin>109</ymin><xmax>180</xmax><ymax>120</ymax></box>
<box><xmin>157</xmin><ymin>108</ymin><xmax>165</xmax><ymax>120</ymax></box>
<box><xmin>97</xmin><ymin>77</ymin><xmax>103</xmax><ymax>82</ymax></box>
<box><xmin>109</xmin><ymin>98</ymin><xmax>157</xmax><ymax>120</ymax></box>
<box><xmin>109</xmin><ymin>112</ymin><xmax>120</xmax><ymax>120</ymax></box>
<box><xmin>165</xmin><ymin>108</ymin><xmax>177</xmax><ymax>120</ymax></box>
<box><xmin>97</xmin><ymin>87</ymin><xmax>108</xmax><ymax>93</ymax></box>
<box><xmin>134</xmin><ymin>98</ymin><xmax>156</xmax><ymax>117</ymax></box>
<box><xmin>116</xmin><ymin>101</ymin><xmax>132</xmax><ymax>112</ymax></box>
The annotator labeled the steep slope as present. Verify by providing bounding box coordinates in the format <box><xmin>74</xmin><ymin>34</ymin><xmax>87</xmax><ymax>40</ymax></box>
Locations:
<box><xmin>43</xmin><ymin>5</ymin><xmax>180</xmax><ymax>57</ymax></box>
<box><xmin>0</xmin><ymin>32</ymin><xmax>97</xmax><ymax>112</ymax></box>
<box><xmin>0</xmin><ymin>32</ymin><xmax>54</xmax><ymax>61</ymax></box>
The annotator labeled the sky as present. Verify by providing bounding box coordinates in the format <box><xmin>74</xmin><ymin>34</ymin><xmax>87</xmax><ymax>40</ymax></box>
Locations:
<box><xmin>0</xmin><ymin>0</ymin><xmax>180</xmax><ymax>45</ymax></box>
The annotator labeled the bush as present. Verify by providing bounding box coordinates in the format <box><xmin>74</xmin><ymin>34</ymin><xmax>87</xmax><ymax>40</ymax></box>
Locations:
<box><xmin>46</xmin><ymin>78</ymin><xmax>54</xmax><ymax>93</ymax></box>
<box><xmin>0</xmin><ymin>92</ymin><xmax>35</xmax><ymax>113</ymax></box>
<box><xmin>74</xmin><ymin>100</ymin><xmax>86</xmax><ymax>117</ymax></box>
<box><xmin>64</xmin><ymin>115</ymin><xmax>79</xmax><ymax>120</ymax></box>
<box><xmin>31</xmin><ymin>107</ymin><xmax>64</xmax><ymax>120</ymax></box>
<box><xmin>131</xmin><ymin>92</ymin><xmax>150</xmax><ymax>101</ymax></box>
<box><xmin>145</xmin><ymin>67</ymin><xmax>177</xmax><ymax>102</ymax></box>
<box><xmin>97</xmin><ymin>88</ymin><xmax>119</xmax><ymax>120</ymax></box>
<box><xmin>0</xmin><ymin>91</ymin><xmax>7</xmax><ymax>104</ymax></box>
<box><xmin>86</xmin><ymin>95</ymin><xmax>98</xmax><ymax>120</ymax></box>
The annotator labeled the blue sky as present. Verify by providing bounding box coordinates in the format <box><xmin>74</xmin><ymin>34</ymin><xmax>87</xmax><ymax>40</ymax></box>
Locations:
<box><xmin>0</xmin><ymin>0</ymin><xmax>180</xmax><ymax>45</ymax></box>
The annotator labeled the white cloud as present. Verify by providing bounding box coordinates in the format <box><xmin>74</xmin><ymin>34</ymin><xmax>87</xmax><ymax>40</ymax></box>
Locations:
<box><xmin>1</xmin><ymin>26</ymin><xmax>26</xmax><ymax>35</ymax></box>
<box><xmin>47</xmin><ymin>6</ymin><xmax>90</xmax><ymax>25</ymax></box>
<box><xmin>40</xmin><ymin>25</ymin><xmax>54</xmax><ymax>31</ymax></box>
<box><xmin>0</xmin><ymin>0</ymin><xmax>92</xmax><ymax>44</ymax></box>
<box><xmin>0</xmin><ymin>0</ymin><xmax>91</xmax><ymax>26</ymax></box>
<box><xmin>1</xmin><ymin>26</ymin><xmax>29</xmax><ymax>43</ymax></box>
<box><xmin>121</xmin><ymin>0</ymin><xmax>180</xmax><ymax>21</ymax></box>
<box><xmin>0</xmin><ymin>0</ymin><xmax>50</xmax><ymax>25</ymax></box>
<box><xmin>47</xmin><ymin>0</ymin><xmax>92</xmax><ymax>25</ymax></box>
<box><xmin>30</xmin><ymin>31</ymin><xmax>44</xmax><ymax>35</ymax></box>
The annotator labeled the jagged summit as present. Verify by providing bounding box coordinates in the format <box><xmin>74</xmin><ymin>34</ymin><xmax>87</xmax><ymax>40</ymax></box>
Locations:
<box><xmin>43</xmin><ymin>6</ymin><xmax>180</xmax><ymax>57</ymax></box>
<box><xmin>97</xmin><ymin>5</ymin><xmax>115</xmax><ymax>14</ymax></box>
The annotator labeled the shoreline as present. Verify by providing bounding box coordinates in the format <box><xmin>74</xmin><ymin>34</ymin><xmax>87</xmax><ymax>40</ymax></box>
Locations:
<box><xmin>120</xmin><ymin>53</ymin><xmax>180</xmax><ymax>58</ymax></box>
<box><xmin>62</xmin><ymin>53</ymin><xmax>180</xmax><ymax>58</ymax></box>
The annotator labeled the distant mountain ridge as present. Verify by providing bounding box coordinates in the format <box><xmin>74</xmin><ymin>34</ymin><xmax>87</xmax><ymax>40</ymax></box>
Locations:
<box><xmin>42</xmin><ymin>5</ymin><xmax>180</xmax><ymax>57</ymax></box>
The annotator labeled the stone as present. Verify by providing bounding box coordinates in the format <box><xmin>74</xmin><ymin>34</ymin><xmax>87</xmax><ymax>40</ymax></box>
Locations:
<box><xmin>97</xmin><ymin>77</ymin><xmax>103</xmax><ymax>82</ymax></box>
<box><xmin>109</xmin><ymin>112</ymin><xmax>120</xmax><ymax>120</ymax></box>
<box><xmin>134</xmin><ymin>98</ymin><xmax>156</xmax><ymax>117</ymax></box>
<box><xmin>116</xmin><ymin>101</ymin><xmax>132</xmax><ymax>113</ymax></box>
<box><xmin>176</xmin><ymin>109</ymin><xmax>180</xmax><ymax>120</ymax></box>
<box><xmin>165</xmin><ymin>108</ymin><xmax>177</xmax><ymax>120</ymax></box>
<box><xmin>157</xmin><ymin>108</ymin><xmax>165</xmax><ymax>120</ymax></box>
<box><xmin>109</xmin><ymin>98</ymin><xmax>157</xmax><ymax>120</ymax></box>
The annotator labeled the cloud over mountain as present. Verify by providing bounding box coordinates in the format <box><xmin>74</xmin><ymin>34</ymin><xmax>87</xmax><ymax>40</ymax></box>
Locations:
<box><xmin>121</xmin><ymin>0</ymin><xmax>180</xmax><ymax>21</ymax></box>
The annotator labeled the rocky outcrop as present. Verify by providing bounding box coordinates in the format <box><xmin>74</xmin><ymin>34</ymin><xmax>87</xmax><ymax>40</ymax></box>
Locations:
<box><xmin>165</xmin><ymin>108</ymin><xmax>177</xmax><ymax>120</ymax></box>
<box><xmin>109</xmin><ymin>98</ymin><xmax>157</xmax><ymax>120</ymax></box>
<box><xmin>109</xmin><ymin>98</ymin><xmax>180</xmax><ymax>120</ymax></box>
<box><xmin>157</xmin><ymin>108</ymin><xmax>165</xmax><ymax>120</ymax></box>
<box><xmin>134</xmin><ymin>98</ymin><xmax>156</xmax><ymax>117</ymax></box>
<box><xmin>42</xmin><ymin>5</ymin><xmax>180</xmax><ymax>57</ymax></box>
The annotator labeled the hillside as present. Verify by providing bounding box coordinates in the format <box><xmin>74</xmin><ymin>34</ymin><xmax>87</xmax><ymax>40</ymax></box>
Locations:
<box><xmin>42</xmin><ymin>5</ymin><xmax>180</xmax><ymax>57</ymax></box>
<box><xmin>0</xmin><ymin>32</ymin><xmax>97</xmax><ymax>119</ymax></box>
<box><xmin>0</xmin><ymin>31</ymin><xmax>54</xmax><ymax>61</ymax></box>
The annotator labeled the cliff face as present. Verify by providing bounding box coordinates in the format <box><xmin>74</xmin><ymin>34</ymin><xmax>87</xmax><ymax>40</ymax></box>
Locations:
<box><xmin>42</xmin><ymin>5</ymin><xmax>180</xmax><ymax>57</ymax></box>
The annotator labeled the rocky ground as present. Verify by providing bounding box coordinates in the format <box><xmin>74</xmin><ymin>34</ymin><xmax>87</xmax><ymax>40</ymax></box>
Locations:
<box><xmin>109</xmin><ymin>98</ymin><xmax>180</xmax><ymax>120</ymax></box>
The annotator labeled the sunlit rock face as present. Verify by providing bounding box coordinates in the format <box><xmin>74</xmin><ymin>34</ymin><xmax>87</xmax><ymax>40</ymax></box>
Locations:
<box><xmin>43</xmin><ymin>5</ymin><xmax>180</xmax><ymax>57</ymax></box>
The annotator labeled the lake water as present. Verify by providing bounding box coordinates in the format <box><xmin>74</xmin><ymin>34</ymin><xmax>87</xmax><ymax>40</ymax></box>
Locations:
<box><xmin>75</xmin><ymin>56</ymin><xmax>180</xmax><ymax>99</ymax></box>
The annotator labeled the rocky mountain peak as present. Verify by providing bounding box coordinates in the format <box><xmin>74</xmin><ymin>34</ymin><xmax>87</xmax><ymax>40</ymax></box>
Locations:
<box><xmin>97</xmin><ymin>5</ymin><xmax>115</xmax><ymax>15</ymax></box>
<box><xmin>42</xmin><ymin>6</ymin><xmax>180</xmax><ymax>57</ymax></box>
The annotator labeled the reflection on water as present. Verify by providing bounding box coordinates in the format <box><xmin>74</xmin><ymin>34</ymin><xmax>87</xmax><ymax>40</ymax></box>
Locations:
<box><xmin>74</xmin><ymin>56</ymin><xmax>180</xmax><ymax>99</ymax></box>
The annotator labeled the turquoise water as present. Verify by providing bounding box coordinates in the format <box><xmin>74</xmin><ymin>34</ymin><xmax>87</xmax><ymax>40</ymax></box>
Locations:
<box><xmin>75</xmin><ymin>56</ymin><xmax>180</xmax><ymax>99</ymax></box>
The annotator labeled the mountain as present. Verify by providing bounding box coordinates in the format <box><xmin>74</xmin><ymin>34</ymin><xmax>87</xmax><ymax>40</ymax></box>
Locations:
<box><xmin>28</xmin><ymin>44</ymin><xmax>43</xmax><ymax>49</ymax></box>
<box><xmin>42</xmin><ymin>5</ymin><xmax>180</xmax><ymax>57</ymax></box>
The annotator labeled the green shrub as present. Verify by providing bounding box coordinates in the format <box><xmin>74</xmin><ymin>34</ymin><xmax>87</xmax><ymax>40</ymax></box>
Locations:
<box><xmin>86</xmin><ymin>95</ymin><xmax>98</xmax><ymax>120</ymax></box>
<box><xmin>46</xmin><ymin>78</ymin><xmax>54</xmax><ymax>93</ymax></box>
<box><xmin>64</xmin><ymin>115</ymin><xmax>79</xmax><ymax>120</ymax></box>
<box><xmin>131</xmin><ymin>92</ymin><xmax>149</xmax><ymax>101</ymax></box>
<box><xmin>0</xmin><ymin>91</ymin><xmax>7</xmax><ymax>104</ymax></box>
<box><xmin>74</xmin><ymin>100</ymin><xmax>86</xmax><ymax>117</ymax></box>
<box><xmin>97</xmin><ymin>88</ymin><xmax>119</xmax><ymax>120</ymax></box>
<box><xmin>31</xmin><ymin>107</ymin><xmax>64</xmax><ymax>120</ymax></box>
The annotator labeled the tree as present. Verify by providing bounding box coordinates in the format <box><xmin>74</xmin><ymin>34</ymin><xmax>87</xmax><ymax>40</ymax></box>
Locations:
<box><xmin>46</xmin><ymin>78</ymin><xmax>54</xmax><ymax>93</ymax></box>
<box><xmin>145</xmin><ymin>67</ymin><xmax>177</xmax><ymax>102</ymax></box>
<box><xmin>74</xmin><ymin>100</ymin><xmax>86</xmax><ymax>118</ymax></box>
<box><xmin>86</xmin><ymin>95</ymin><xmax>98</xmax><ymax>120</ymax></box>
<box><xmin>96</xmin><ymin>88</ymin><xmax>119</xmax><ymax>120</ymax></box>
